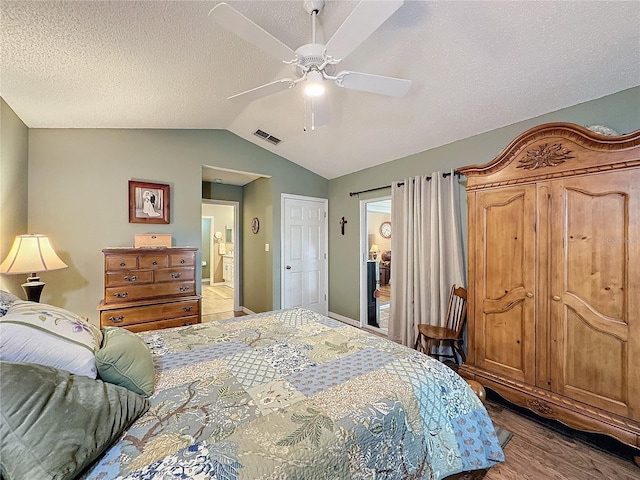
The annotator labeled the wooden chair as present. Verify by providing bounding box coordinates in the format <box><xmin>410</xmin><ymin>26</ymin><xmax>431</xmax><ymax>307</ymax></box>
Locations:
<box><xmin>414</xmin><ymin>285</ymin><xmax>468</xmax><ymax>364</ymax></box>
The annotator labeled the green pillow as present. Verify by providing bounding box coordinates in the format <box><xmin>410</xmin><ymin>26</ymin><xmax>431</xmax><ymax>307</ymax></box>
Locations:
<box><xmin>0</xmin><ymin>361</ymin><xmax>149</xmax><ymax>480</ymax></box>
<box><xmin>95</xmin><ymin>327</ymin><xmax>155</xmax><ymax>397</ymax></box>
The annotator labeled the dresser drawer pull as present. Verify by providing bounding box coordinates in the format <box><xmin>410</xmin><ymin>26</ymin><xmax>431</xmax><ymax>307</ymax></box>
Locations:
<box><xmin>152</xmin><ymin>261</ymin><xmax>158</xmax><ymax>265</ymax></box>
<box><xmin>109</xmin><ymin>315</ymin><xmax>124</xmax><ymax>323</ymax></box>
<box><xmin>180</xmin><ymin>259</ymin><xmax>186</xmax><ymax>264</ymax></box>
<box><xmin>120</xmin><ymin>262</ymin><xmax>127</xmax><ymax>267</ymax></box>
<box><xmin>182</xmin><ymin>306</ymin><xmax>193</xmax><ymax>312</ymax></box>
<box><xmin>171</xmin><ymin>273</ymin><xmax>182</xmax><ymax>279</ymax></box>
<box><xmin>114</xmin><ymin>292</ymin><xmax>129</xmax><ymax>298</ymax></box>
<box><xmin>124</xmin><ymin>275</ymin><xmax>138</xmax><ymax>282</ymax></box>
<box><xmin>182</xmin><ymin>321</ymin><xmax>194</xmax><ymax>326</ymax></box>
<box><xmin>179</xmin><ymin>286</ymin><xmax>190</xmax><ymax>292</ymax></box>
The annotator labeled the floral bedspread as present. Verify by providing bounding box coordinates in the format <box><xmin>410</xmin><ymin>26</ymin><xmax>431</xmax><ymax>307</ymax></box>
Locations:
<box><xmin>84</xmin><ymin>308</ymin><xmax>504</xmax><ymax>480</ymax></box>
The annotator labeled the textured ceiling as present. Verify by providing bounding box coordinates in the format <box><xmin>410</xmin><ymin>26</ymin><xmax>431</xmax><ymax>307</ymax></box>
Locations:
<box><xmin>2</xmin><ymin>1</ymin><xmax>639</xmax><ymax>180</ymax></box>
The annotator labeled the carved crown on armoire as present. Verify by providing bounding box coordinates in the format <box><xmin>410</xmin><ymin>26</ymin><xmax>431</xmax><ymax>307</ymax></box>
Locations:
<box><xmin>458</xmin><ymin>122</ymin><xmax>640</xmax><ymax>450</ymax></box>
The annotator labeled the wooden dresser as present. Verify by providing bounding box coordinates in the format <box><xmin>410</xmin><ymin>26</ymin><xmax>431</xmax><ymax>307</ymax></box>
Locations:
<box><xmin>459</xmin><ymin>123</ymin><xmax>640</xmax><ymax>449</ymax></box>
<box><xmin>97</xmin><ymin>247</ymin><xmax>201</xmax><ymax>332</ymax></box>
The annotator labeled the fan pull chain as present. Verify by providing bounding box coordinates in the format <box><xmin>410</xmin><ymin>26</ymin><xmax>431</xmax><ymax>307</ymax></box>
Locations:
<box><xmin>303</xmin><ymin>95</ymin><xmax>308</xmax><ymax>132</ymax></box>
<box><xmin>311</xmin><ymin>7</ymin><xmax>317</xmax><ymax>43</ymax></box>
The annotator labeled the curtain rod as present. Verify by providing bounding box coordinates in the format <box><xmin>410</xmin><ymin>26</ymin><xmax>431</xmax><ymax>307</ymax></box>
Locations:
<box><xmin>348</xmin><ymin>171</ymin><xmax>461</xmax><ymax>197</ymax></box>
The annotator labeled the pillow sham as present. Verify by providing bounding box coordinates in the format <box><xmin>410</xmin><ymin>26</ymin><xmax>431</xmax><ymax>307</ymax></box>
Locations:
<box><xmin>0</xmin><ymin>290</ymin><xmax>19</xmax><ymax>316</ymax></box>
<box><xmin>96</xmin><ymin>326</ymin><xmax>156</xmax><ymax>397</ymax></box>
<box><xmin>0</xmin><ymin>300</ymin><xmax>102</xmax><ymax>378</ymax></box>
<box><xmin>0</xmin><ymin>361</ymin><xmax>149</xmax><ymax>480</ymax></box>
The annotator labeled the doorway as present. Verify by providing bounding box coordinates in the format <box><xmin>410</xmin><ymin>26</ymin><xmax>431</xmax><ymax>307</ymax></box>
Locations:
<box><xmin>201</xmin><ymin>200</ymin><xmax>240</xmax><ymax>320</ymax></box>
<box><xmin>359</xmin><ymin>197</ymin><xmax>391</xmax><ymax>335</ymax></box>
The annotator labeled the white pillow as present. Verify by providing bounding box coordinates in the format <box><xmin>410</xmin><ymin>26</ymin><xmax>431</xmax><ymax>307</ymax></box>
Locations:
<box><xmin>0</xmin><ymin>301</ymin><xmax>102</xmax><ymax>378</ymax></box>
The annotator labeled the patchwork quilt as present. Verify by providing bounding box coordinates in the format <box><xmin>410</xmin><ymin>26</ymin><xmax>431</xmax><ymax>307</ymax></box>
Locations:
<box><xmin>83</xmin><ymin>308</ymin><xmax>504</xmax><ymax>479</ymax></box>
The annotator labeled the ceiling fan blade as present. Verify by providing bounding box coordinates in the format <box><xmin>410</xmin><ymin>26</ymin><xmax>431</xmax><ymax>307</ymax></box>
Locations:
<box><xmin>305</xmin><ymin>94</ymin><xmax>330</xmax><ymax>131</ymax></box>
<box><xmin>209</xmin><ymin>2</ymin><xmax>295</xmax><ymax>61</ymax></box>
<box><xmin>335</xmin><ymin>70</ymin><xmax>411</xmax><ymax>97</ymax></box>
<box><xmin>228</xmin><ymin>78</ymin><xmax>296</xmax><ymax>102</ymax></box>
<box><xmin>325</xmin><ymin>0</ymin><xmax>404</xmax><ymax>61</ymax></box>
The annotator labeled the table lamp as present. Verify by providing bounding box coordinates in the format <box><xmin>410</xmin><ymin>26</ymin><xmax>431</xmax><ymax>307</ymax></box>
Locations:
<box><xmin>0</xmin><ymin>234</ymin><xmax>68</xmax><ymax>302</ymax></box>
<box><xmin>369</xmin><ymin>244</ymin><xmax>380</xmax><ymax>260</ymax></box>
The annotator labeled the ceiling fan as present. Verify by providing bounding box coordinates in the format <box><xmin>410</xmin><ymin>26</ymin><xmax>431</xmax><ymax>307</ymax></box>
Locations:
<box><xmin>209</xmin><ymin>0</ymin><xmax>412</xmax><ymax>130</ymax></box>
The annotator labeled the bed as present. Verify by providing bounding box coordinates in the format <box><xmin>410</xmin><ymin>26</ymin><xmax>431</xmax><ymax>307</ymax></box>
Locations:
<box><xmin>1</xmin><ymin>302</ymin><xmax>504</xmax><ymax>480</ymax></box>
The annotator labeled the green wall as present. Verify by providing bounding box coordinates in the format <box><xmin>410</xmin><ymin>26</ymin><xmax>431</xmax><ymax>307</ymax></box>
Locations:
<box><xmin>327</xmin><ymin>86</ymin><xmax>640</xmax><ymax>321</ymax></box>
<box><xmin>24</xmin><ymin>128</ymin><xmax>327</xmax><ymax>322</ymax></box>
<box><xmin>243</xmin><ymin>177</ymin><xmax>273</xmax><ymax>312</ymax></box>
<box><xmin>0</xmin><ymin>98</ymin><xmax>29</xmax><ymax>296</ymax></box>
<box><xmin>3</xmin><ymin>87</ymin><xmax>639</xmax><ymax>324</ymax></box>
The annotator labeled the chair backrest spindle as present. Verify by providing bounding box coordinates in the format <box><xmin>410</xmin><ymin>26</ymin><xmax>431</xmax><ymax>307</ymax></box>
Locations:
<box><xmin>445</xmin><ymin>285</ymin><xmax>468</xmax><ymax>334</ymax></box>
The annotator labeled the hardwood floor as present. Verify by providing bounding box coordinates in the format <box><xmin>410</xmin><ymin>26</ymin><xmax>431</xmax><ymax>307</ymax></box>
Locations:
<box><xmin>484</xmin><ymin>394</ymin><xmax>639</xmax><ymax>479</ymax></box>
<box><xmin>379</xmin><ymin>283</ymin><xmax>391</xmax><ymax>303</ymax></box>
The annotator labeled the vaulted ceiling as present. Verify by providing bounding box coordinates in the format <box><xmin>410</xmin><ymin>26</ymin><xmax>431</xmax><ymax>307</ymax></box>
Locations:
<box><xmin>2</xmin><ymin>1</ymin><xmax>639</xmax><ymax>179</ymax></box>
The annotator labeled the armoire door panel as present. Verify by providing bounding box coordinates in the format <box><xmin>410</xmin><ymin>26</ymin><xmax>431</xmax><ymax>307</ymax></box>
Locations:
<box><xmin>481</xmin><ymin>299</ymin><xmax>528</xmax><ymax>377</ymax></box>
<box><xmin>550</xmin><ymin>171</ymin><xmax>640</xmax><ymax>419</ymax></box>
<box><xmin>564</xmin><ymin>187</ymin><xmax>626</xmax><ymax>319</ymax></box>
<box><xmin>562</xmin><ymin>305</ymin><xmax>628</xmax><ymax>415</ymax></box>
<box><xmin>475</xmin><ymin>187</ymin><xmax>536</xmax><ymax>383</ymax></box>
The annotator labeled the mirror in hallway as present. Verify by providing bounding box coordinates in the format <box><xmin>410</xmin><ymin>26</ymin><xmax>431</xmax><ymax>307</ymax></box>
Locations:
<box><xmin>360</xmin><ymin>197</ymin><xmax>391</xmax><ymax>335</ymax></box>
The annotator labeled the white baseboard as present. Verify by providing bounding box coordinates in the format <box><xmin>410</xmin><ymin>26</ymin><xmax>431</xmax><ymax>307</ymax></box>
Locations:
<box><xmin>328</xmin><ymin>311</ymin><xmax>359</xmax><ymax>328</ymax></box>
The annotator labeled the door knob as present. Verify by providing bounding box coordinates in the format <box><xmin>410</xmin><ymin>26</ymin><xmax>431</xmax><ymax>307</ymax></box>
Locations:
<box><xmin>285</xmin><ymin>265</ymin><xmax>292</xmax><ymax>270</ymax></box>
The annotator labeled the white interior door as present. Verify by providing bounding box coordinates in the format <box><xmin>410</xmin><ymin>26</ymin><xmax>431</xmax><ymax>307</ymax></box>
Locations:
<box><xmin>281</xmin><ymin>194</ymin><xmax>328</xmax><ymax>315</ymax></box>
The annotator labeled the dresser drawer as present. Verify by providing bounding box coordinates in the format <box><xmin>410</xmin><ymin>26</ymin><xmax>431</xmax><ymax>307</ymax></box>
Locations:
<box><xmin>106</xmin><ymin>255</ymin><xmax>138</xmax><ymax>271</ymax></box>
<box><xmin>124</xmin><ymin>315</ymin><xmax>200</xmax><ymax>333</ymax></box>
<box><xmin>100</xmin><ymin>299</ymin><xmax>200</xmax><ymax>327</ymax></box>
<box><xmin>170</xmin><ymin>253</ymin><xmax>195</xmax><ymax>267</ymax></box>
<box><xmin>105</xmin><ymin>281</ymin><xmax>195</xmax><ymax>303</ymax></box>
<box><xmin>139</xmin><ymin>254</ymin><xmax>169</xmax><ymax>269</ymax></box>
<box><xmin>105</xmin><ymin>270</ymin><xmax>153</xmax><ymax>287</ymax></box>
<box><xmin>155</xmin><ymin>267</ymin><xmax>194</xmax><ymax>283</ymax></box>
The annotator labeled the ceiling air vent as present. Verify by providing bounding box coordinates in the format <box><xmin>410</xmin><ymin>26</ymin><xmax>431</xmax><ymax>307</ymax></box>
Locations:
<box><xmin>253</xmin><ymin>129</ymin><xmax>281</xmax><ymax>146</ymax></box>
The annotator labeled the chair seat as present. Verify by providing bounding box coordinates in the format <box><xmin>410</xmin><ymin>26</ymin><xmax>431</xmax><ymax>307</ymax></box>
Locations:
<box><xmin>417</xmin><ymin>324</ymin><xmax>458</xmax><ymax>340</ymax></box>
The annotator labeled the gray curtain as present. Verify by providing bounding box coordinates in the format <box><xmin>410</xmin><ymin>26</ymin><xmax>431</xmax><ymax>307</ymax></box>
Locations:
<box><xmin>388</xmin><ymin>171</ymin><xmax>465</xmax><ymax>347</ymax></box>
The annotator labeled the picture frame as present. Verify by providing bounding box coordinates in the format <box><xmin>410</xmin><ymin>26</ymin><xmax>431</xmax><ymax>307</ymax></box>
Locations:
<box><xmin>128</xmin><ymin>180</ymin><xmax>170</xmax><ymax>224</ymax></box>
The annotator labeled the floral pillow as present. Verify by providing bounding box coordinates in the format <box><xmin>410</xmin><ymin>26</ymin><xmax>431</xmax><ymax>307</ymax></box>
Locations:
<box><xmin>0</xmin><ymin>300</ymin><xmax>103</xmax><ymax>378</ymax></box>
<box><xmin>0</xmin><ymin>290</ymin><xmax>20</xmax><ymax>316</ymax></box>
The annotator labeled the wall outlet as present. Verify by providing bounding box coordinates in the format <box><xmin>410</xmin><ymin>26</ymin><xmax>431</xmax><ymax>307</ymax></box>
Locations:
<box><xmin>265</xmin><ymin>243</ymin><xmax>270</xmax><ymax>252</ymax></box>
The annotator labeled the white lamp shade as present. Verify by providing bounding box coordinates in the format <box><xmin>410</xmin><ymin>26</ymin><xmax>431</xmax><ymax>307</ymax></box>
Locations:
<box><xmin>0</xmin><ymin>234</ymin><xmax>68</xmax><ymax>275</ymax></box>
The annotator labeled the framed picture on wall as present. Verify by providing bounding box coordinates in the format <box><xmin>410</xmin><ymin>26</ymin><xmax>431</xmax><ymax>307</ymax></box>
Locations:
<box><xmin>129</xmin><ymin>180</ymin><xmax>170</xmax><ymax>224</ymax></box>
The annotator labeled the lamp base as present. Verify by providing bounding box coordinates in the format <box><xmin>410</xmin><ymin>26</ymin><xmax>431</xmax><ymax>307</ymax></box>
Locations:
<box><xmin>22</xmin><ymin>277</ymin><xmax>45</xmax><ymax>303</ymax></box>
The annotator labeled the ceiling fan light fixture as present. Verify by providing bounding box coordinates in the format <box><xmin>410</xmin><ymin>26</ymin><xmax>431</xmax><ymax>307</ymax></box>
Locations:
<box><xmin>304</xmin><ymin>70</ymin><xmax>325</xmax><ymax>97</ymax></box>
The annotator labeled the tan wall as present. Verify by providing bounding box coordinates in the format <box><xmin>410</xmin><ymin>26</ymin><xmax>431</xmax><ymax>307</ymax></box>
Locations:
<box><xmin>0</xmin><ymin>99</ymin><xmax>29</xmax><ymax>297</ymax></box>
<box><xmin>368</xmin><ymin>212</ymin><xmax>391</xmax><ymax>254</ymax></box>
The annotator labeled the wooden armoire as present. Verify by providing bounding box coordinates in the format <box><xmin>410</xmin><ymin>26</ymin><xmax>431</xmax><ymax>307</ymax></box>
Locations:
<box><xmin>458</xmin><ymin>123</ymin><xmax>640</xmax><ymax>449</ymax></box>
